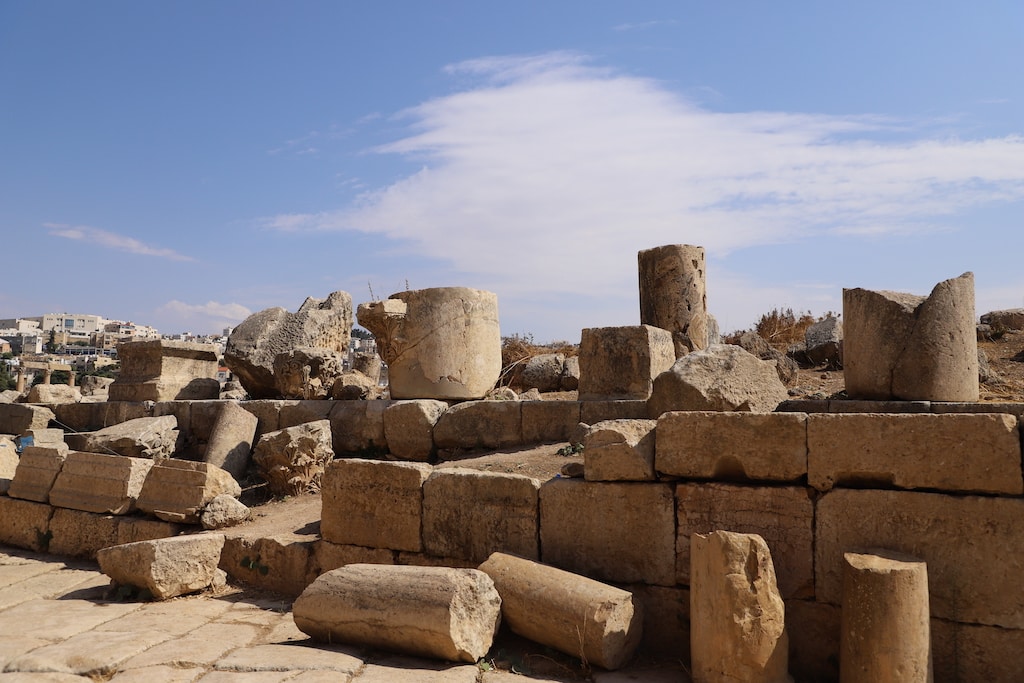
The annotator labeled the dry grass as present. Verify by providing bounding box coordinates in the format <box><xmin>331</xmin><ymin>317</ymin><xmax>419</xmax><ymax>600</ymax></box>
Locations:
<box><xmin>499</xmin><ymin>333</ymin><xmax>578</xmax><ymax>388</ymax></box>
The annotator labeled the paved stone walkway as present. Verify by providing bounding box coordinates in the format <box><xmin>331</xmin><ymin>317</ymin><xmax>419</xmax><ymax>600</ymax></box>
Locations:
<box><xmin>0</xmin><ymin>546</ymin><xmax>689</xmax><ymax>682</ymax></box>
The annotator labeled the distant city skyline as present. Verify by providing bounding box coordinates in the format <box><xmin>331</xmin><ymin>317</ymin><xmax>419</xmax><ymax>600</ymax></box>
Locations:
<box><xmin>3</xmin><ymin>2</ymin><xmax>1023</xmax><ymax>342</ymax></box>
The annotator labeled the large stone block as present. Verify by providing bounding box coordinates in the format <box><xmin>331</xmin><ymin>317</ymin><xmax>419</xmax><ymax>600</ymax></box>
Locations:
<box><xmin>312</xmin><ymin>541</ymin><xmax>397</xmax><ymax>576</ymax></box>
<box><xmin>98</xmin><ymin>534</ymin><xmax>226</xmax><ymax>599</ymax></box>
<box><xmin>136</xmin><ymin>459</ymin><xmax>241</xmax><ymax>524</ymax></box>
<box><xmin>238</xmin><ymin>400</ymin><xmax>285</xmax><ymax>440</ymax></box>
<box><xmin>320</xmin><ymin>459</ymin><xmax>432</xmax><ymax>551</ymax></box>
<box><xmin>583</xmin><ymin>419</ymin><xmax>657</xmax><ymax>482</ymax></box>
<box><xmin>520</xmin><ymin>400</ymin><xmax>581</xmax><ymax>444</ymax></box>
<box><xmin>53</xmin><ymin>401</ymin><xmax>152</xmax><ymax>433</ymax></box>
<box><xmin>66</xmin><ymin>415</ymin><xmax>181</xmax><ymax>460</ymax></box>
<box><xmin>422</xmin><ymin>468</ymin><xmax>539</xmax><ymax>562</ymax></box>
<box><xmin>540</xmin><ymin>479</ymin><xmax>675</xmax><ymax>586</ymax></box>
<box><xmin>383</xmin><ymin>399</ymin><xmax>448</xmax><ymax>461</ymax></box>
<box><xmin>656</xmin><ymin>411</ymin><xmax>807</xmax><ymax>482</ymax></box>
<box><xmin>0</xmin><ymin>496</ymin><xmax>53</xmax><ymax>551</ymax></box>
<box><xmin>7</xmin><ymin>446</ymin><xmax>67</xmax><ymax>503</ymax></box>
<box><xmin>432</xmin><ymin>401</ymin><xmax>522</xmax><ymax>451</ymax></box>
<box><xmin>816</xmin><ymin>489</ymin><xmax>1024</xmax><ymax>628</ymax></box>
<box><xmin>203</xmin><ymin>400</ymin><xmax>258</xmax><ymax>479</ymax></box>
<box><xmin>579</xmin><ymin>400</ymin><xmax>650</xmax><ymax>424</ymax></box>
<box><xmin>328</xmin><ymin>400</ymin><xmax>390</xmax><ymax>455</ymax></box>
<box><xmin>807</xmin><ymin>413</ymin><xmax>1022</xmax><ymax>494</ymax></box>
<box><xmin>638</xmin><ymin>244</ymin><xmax>708</xmax><ymax>356</ymax></box>
<box><xmin>116</xmin><ymin>517</ymin><xmax>185</xmax><ymax>545</ymax></box>
<box><xmin>47</xmin><ymin>507</ymin><xmax>120</xmax><ymax>559</ymax></box>
<box><xmin>109</xmin><ymin>339</ymin><xmax>221</xmax><ymax>401</ymax></box>
<box><xmin>220</xmin><ymin>534</ymin><xmax>315</xmax><ymax>597</ymax></box>
<box><xmin>676</xmin><ymin>483</ymin><xmax>814</xmax><ymax>599</ymax></box>
<box><xmin>578</xmin><ymin>325</ymin><xmax>676</xmax><ymax>401</ymax></box>
<box><xmin>0</xmin><ymin>403</ymin><xmax>54</xmax><ymax>434</ymax></box>
<box><xmin>48</xmin><ymin>451</ymin><xmax>154</xmax><ymax>515</ymax></box>
<box><xmin>629</xmin><ymin>584</ymin><xmax>690</xmax><ymax>659</ymax></box>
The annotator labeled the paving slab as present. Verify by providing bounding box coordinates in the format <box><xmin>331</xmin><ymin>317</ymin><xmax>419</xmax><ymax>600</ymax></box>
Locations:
<box><xmin>351</xmin><ymin>659</ymin><xmax>479</xmax><ymax>683</ymax></box>
<box><xmin>214</xmin><ymin>643</ymin><xmax>363</xmax><ymax>674</ymax></box>
<box><xmin>120</xmin><ymin>622</ymin><xmax>262</xmax><ymax>670</ymax></box>
<box><xmin>5</xmin><ymin>629</ymin><xmax>170</xmax><ymax>675</ymax></box>
<box><xmin>108</xmin><ymin>665</ymin><xmax>204</xmax><ymax>682</ymax></box>
<box><xmin>0</xmin><ymin>598</ymin><xmax>140</xmax><ymax>640</ymax></box>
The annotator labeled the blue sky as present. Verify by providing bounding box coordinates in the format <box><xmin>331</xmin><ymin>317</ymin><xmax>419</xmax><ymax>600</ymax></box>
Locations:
<box><xmin>3</xmin><ymin>2</ymin><xmax>1023</xmax><ymax>342</ymax></box>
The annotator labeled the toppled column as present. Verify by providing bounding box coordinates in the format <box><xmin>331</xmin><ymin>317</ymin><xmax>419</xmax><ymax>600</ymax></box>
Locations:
<box><xmin>843</xmin><ymin>273</ymin><xmax>978</xmax><ymax>401</ymax></box>
<box><xmin>638</xmin><ymin>244</ymin><xmax>708</xmax><ymax>356</ymax></box>
<box><xmin>109</xmin><ymin>339</ymin><xmax>221</xmax><ymax>401</ymax></box>
<box><xmin>478</xmin><ymin>552</ymin><xmax>643</xmax><ymax>670</ymax></box>
<box><xmin>293</xmin><ymin>564</ymin><xmax>502</xmax><ymax>663</ymax></box>
<box><xmin>841</xmin><ymin>550</ymin><xmax>932</xmax><ymax>683</ymax></box>
<box><xmin>690</xmin><ymin>530</ymin><xmax>792</xmax><ymax>683</ymax></box>
<box><xmin>357</xmin><ymin>287</ymin><xmax>501</xmax><ymax>400</ymax></box>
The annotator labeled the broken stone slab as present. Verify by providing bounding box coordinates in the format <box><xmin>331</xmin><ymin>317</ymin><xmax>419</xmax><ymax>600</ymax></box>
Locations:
<box><xmin>7</xmin><ymin>446</ymin><xmax>68</xmax><ymax>503</ymax></box>
<box><xmin>26</xmin><ymin>383</ymin><xmax>81</xmax><ymax>404</ymax></box>
<box><xmin>840</xmin><ymin>550</ymin><xmax>932</xmax><ymax>683</ymax></box>
<box><xmin>97</xmin><ymin>533</ymin><xmax>227</xmax><ymax>600</ymax></box>
<box><xmin>293</xmin><ymin>564</ymin><xmax>502</xmax><ymax>663</ymax></box>
<box><xmin>136</xmin><ymin>459</ymin><xmax>241</xmax><ymax>524</ymax></box>
<box><xmin>200</xmin><ymin>494</ymin><xmax>251</xmax><ymax>530</ymax></box>
<box><xmin>844</xmin><ymin>272</ymin><xmax>978</xmax><ymax>401</ymax></box>
<box><xmin>225</xmin><ymin>290</ymin><xmax>353</xmax><ymax>399</ymax></box>
<box><xmin>78</xmin><ymin>375</ymin><xmax>114</xmax><ymax>396</ymax></box>
<box><xmin>735</xmin><ymin>331</ymin><xmax>800</xmax><ymax>386</ymax></box>
<box><xmin>109</xmin><ymin>339</ymin><xmax>221</xmax><ymax>401</ymax></box>
<box><xmin>980</xmin><ymin>308</ymin><xmax>1024</xmax><ymax>332</ymax></box>
<box><xmin>203</xmin><ymin>400</ymin><xmax>258</xmax><ymax>480</ymax></box>
<box><xmin>578</xmin><ymin>325</ymin><xmax>676</xmax><ymax>401</ymax></box>
<box><xmin>65</xmin><ymin>415</ymin><xmax>181</xmax><ymax>460</ymax></box>
<box><xmin>647</xmin><ymin>344</ymin><xmax>789</xmax><ymax>417</ymax></box>
<box><xmin>638</xmin><ymin>244</ymin><xmax>709</xmax><ymax>356</ymax></box>
<box><xmin>383</xmin><ymin>399</ymin><xmax>448</xmax><ymax>461</ymax></box>
<box><xmin>48</xmin><ymin>451</ymin><xmax>154</xmax><ymax>515</ymax></box>
<box><xmin>478</xmin><ymin>552</ymin><xmax>643</xmax><ymax>670</ymax></box>
<box><xmin>0</xmin><ymin>403</ymin><xmax>54</xmax><ymax>434</ymax></box>
<box><xmin>273</xmin><ymin>346</ymin><xmax>347</xmax><ymax>400</ymax></box>
<box><xmin>252</xmin><ymin>419</ymin><xmax>334</xmax><ymax>496</ymax></box>
<box><xmin>804</xmin><ymin>315</ymin><xmax>843</xmax><ymax>368</ymax></box>
<box><xmin>583</xmin><ymin>419</ymin><xmax>657</xmax><ymax>482</ymax></box>
<box><xmin>690</xmin><ymin>530</ymin><xmax>792</xmax><ymax>683</ymax></box>
<box><xmin>357</xmin><ymin>287</ymin><xmax>502</xmax><ymax>400</ymax></box>
<box><xmin>329</xmin><ymin>369</ymin><xmax>379</xmax><ymax>400</ymax></box>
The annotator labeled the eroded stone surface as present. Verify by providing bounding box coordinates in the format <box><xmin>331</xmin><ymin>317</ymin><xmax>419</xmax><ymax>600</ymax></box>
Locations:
<box><xmin>97</xmin><ymin>534</ymin><xmax>227</xmax><ymax>600</ymax></box>
<box><xmin>252</xmin><ymin>420</ymin><xmax>334</xmax><ymax>496</ymax></box>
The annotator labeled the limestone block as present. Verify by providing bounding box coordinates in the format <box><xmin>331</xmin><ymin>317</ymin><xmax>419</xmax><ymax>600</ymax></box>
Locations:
<box><xmin>638</xmin><ymin>244</ymin><xmax>708</xmax><ymax>356</ymax></box>
<box><xmin>238</xmin><ymin>400</ymin><xmax>284</xmax><ymax>440</ymax></box>
<box><xmin>816</xmin><ymin>488</ymin><xmax>1024</xmax><ymax>628</ymax></box>
<box><xmin>583</xmin><ymin>419</ymin><xmax>657</xmax><ymax>482</ymax></box>
<box><xmin>328</xmin><ymin>399</ymin><xmax>390</xmax><ymax>454</ymax></box>
<box><xmin>357</xmin><ymin>287</ymin><xmax>501</xmax><ymax>400</ymax></box>
<box><xmin>0</xmin><ymin>403</ymin><xmax>54</xmax><ymax>434</ymax></box>
<box><xmin>629</xmin><ymin>584</ymin><xmax>690</xmax><ymax>659</ymax></box>
<box><xmin>931</xmin><ymin>619</ymin><xmax>1024</xmax><ymax>683</ymax></box>
<box><xmin>203</xmin><ymin>400</ymin><xmax>258</xmax><ymax>480</ymax></box>
<box><xmin>26</xmin><ymin>383</ymin><xmax>81</xmax><ymax>404</ymax></box>
<box><xmin>808</xmin><ymin>413</ymin><xmax>1022</xmax><ymax>494</ymax></box>
<box><xmin>804</xmin><ymin>315</ymin><xmax>843</xmax><ymax>367</ymax></box>
<box><xmin>293</xmin><ymin>564</ymin><xmax>502</xmax><ymax>663</ymax></box>
<box><xmin>647</xmin><ymin>344</ymin><xmax>789</xmax><ymax>417</ymax></box>
<box><xmin>98</xmin><ymin>534</ymin><xmax>226</xmax><ymax>599</ymax></box>
<box><xmin>109</xmin><ymin>339</ymin><xmax>221</xmax><ymax>401</ymax></box>
<box><xmin>0</xmin><ymin>496</ymin><xmax>53</xmax><ymax>551</ymax></box>
<box><xmin>7</xmin><ymin>446</ymin><xmax>68</xmax><ymax>503</ymax></box>
<box><xmin>578</xmin><ymin>325</ymin><xmax>676</xmax><ymax>401</ymax></box>
<box><xmin>840</xmin><ymin>550</ymin><xmax>932</xmax><ymax>683</ymax></box>
<box><xmin>65</xmin><ymin>415</ymin><xmax>181</xmax><ymax>460</ymax></box>
<box><xmin>676</xmin><ymin>483</ymin><xmax>814</xmax><ymax>599</ymax></box>
<box><xmin>312</xmin><ymin>541</ymin><xmax>397</xmax><ymax>576</ymax></box>
<box><xmin>200</xmin><ymin>494</ymin><xmax>251</xmax><ymax>530</ymax></box>
<box><xmin>48</xmin><ymin>451</ymin><xmax>154</xmax><ymax>515</ymax></box>
<box><xmin>980</xmin><ymin>308</ymin><xmax>1024</xmax><ymax>331</ymax></box>
<box><xmin>278</xmin><ymin>399</ymin><xmax>332</xmax><ymax>429</ymax></box>
<box><xmin>47</xmin><ymin>507</ymin><xmax>120</xmax><ymax>559</ymax></box>
<box><xmin>19</xmin><ymin>428</ymin><xmax>66</xmax><ymax>449</ymax></box>
<box><xmin>690</xmin><ymin>531</ymin><xmax>791</xmax><ymax>683</ymax></box>
<box><xmin>423</xmin><ymin>468</ymin><xmax>540</xmax><ymax>562</ymax></box>
<box><xmin>225</xmin><ymin>290</ymin><xmax>353</xmax><ymax>399</ymax></box>
<box><xmin>53</xmin><ymin>401</ymin><xmax>151</xmax><ymax>433</ymax></box>
<box><xmin>431</xmin><ymin>400</ymin><xmax>522</xmax><ymax>452</ymax></box>
<box><xmin>540</xmin><ymin>479</ymin><xmax>676</xmax><ymax>586</ymax></box>
<box><xmin>521</xmin><ymin>400</ymin><xmax>581</xmax><ymax>444</ymax></box>
<box><xmin>519</xmin><ymin>353</ymin><xmax>567</xmax><ymax>392</ymax></box>
<box><xmin>136</xmin><ymin>459</ymin><xmax>241</xmax><ymax>524</ymax></box>
<box><xmin>843</xmin><ymin>272</ymin><xmax>978</xmax><ymax>401</ymax></box>
<box><xmin>79</xmin><ymin>375</ymin><xmax>113</xmax><ymax>396</ymax></box>
<box><xmin>320</xmin><ymin>459</ymin><xmax>432</xmax><ymax>551</ymax></box>
<box><xmin>220</xmin><ymin>534</ymin><xmax>315</xmax><ymax>597</ymax></box>
<box><xmin>384</xmin><ymin>399</ymin><xmax>448</xmax><ymax>461</ymax></box>
<box><xmin>116</xmin><ymin>517</ymin><xmax>186</xmax><ymax>545</ymax></box>
<box><xmin>580</xmin><ymin>400</ymin><xmax>650</xmax><ymax>424</ymax></box>
<box><xmin>785</xmin><ymin>599</ymin><xmax>840</xmax><ymax>683</ymax></box>
<box><xmin>479</xmin><ymin>552</ymin><xmax>642</xmax><ymax>670</ymax></box>
<box><xmin>252</xmin><ymin>419</ymin><xmax>334</xmax><ymax>496</ymax></box>
<box><xmin>656</xmin><ymin>411</ymin><xmax>807</xmax><ymax>482</ymax></box>
<box><xmin>330</xmin><ymin>369</ymin><xmax>380</xmax><ymax>400</ymax></box>
<box><xmin>396</xmin><ymin>552</ymin><xmax>478</xmax><ymax>569</ymax></box>
<box><xmin>0</xmin><ymin>435</ymin><xmax>18</xmax><ymax>494</ymax></box>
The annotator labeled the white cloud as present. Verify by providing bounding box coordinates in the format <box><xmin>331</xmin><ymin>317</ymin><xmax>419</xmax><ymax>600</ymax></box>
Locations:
<box><xmin>157</xmin><ymin>300</ymin><xmax>252</xmax><ymax>331</ymax></box>
<box><xmin>46</xmin><ymin>223</ymin><xmax>196</xmax><ymax>262</ymax></box>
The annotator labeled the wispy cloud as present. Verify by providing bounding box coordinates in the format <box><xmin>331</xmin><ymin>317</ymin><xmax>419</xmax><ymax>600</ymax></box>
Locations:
<box><xmin>157</xmin><ymin>300</ymin><xmax>252</xmax><ymax>330</ymax></box>
<box><xmin>613</xmin><ymin>20</ymin><xmax>678</xmax><ymax>32</ymax></box>
<box><xmin>46</xmin><ymin>223</ymin><xmax>196</xmax><ymax>262</ymax></box>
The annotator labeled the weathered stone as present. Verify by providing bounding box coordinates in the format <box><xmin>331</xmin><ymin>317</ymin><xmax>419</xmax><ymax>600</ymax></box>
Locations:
<box><xmin>0</xmin><ymin>435</ymin><xmax>17</xmax><ymax>494</ymax></box>
<box><xmin>7</xmin><ymin>446</ymin><xmax>68</xmax><ymax>503</ymax></box>
<box><xmin>48</xmin><ymin>451</ymin><xmax>154</xmax><ymax>515</ymax></box>
<box><xmin>840</xmin><ymin>550</ymin><xmax>931</xmax><ymax>683</ymax></box>
<box><xmin>200</xmin><ymin>494</ymin><xmax>251</xmax><ymax>530</ymax></box>
<box><xmin>816</xmin><ymin>488</ymin><xmax>1024</xmax><ymax>628</ymax></box>
<box><xmin>53</xmin><ymin>401</ymin><xmax>152</xmax><ymax>433</ymax></box>
<box><xmin>808</xmin><ymin>413</ymin><xmax>1022</xmax><ymax>494</ymax></box>
<box><xmin>540</xmin><ymin>479</ymin><xmax>676</xmax><ymax>586</ymax></box>
<box><xmin>583</xmin><ymin>419</ymin><xmax>657</xmax><ymax>482</ymax></box>
<box><xmin>690</xmin><ymin>531</ymin><xmax>791</xmax><ymax>683</ymax></box>
<box><xmin>844</xmin><ymin>272</ymin><xmax>979</xmax><ymax>401</ymax></box>
<box><xmin>578</xmin><ymin>325</ymin><xmax>676</xmax><ymax>401</ymax></box>
<box><xmin>19</xmin><ymin>427</ymin><xmax>66</xmax><ymax>450</ymax></box>
<box><xmin>26</xmin><ymin>383</ymin><xmax>81</xmax><ymax>404</ymax></box>
<box><xmin>735</xmin><ymin>332</ymin><xmax>799</xmax><ymax>386</ymax></box>
<box><xmin>479</xmin><ymin>552</ymin><xmax>642</xmax><ymax>670</ymax></box>
<box><xmin>656</xmin><ymin>411</ymin><xmax>807</xmax><ymax>482</ymax></box>
<box><xmin>433</xmin><ymin>400</ymin><xmax>522</xmax><ymax>451</ymax></box>
<box><xmin>521</xmin><ymin>400</ymin><xmax>581</xmax><ymax>444</ymax></box>
<box><xmin>312</xmin><ymin>541</ymin><xmax>396</xmax><ymax>576</ymax></box>
<box><xmin>560</xmin><ymin>460</ymin><xmax>585</xmax><ymax>478</ymax></box>
<box><xmin>383</xmin><ymin>399</ymin><xmax>448</xmax><ymax>461</ymax></box>
<box><xmin>519</xmin><ymin>353</ymin><xmax>566</xmax><ymax>393</ymax></box>
<box><xmin>278</xmin><ymin>399</ymin><xmax>333</xmax><ymax>428</ymax></box>
<box><xmin>804</xmin><ymin>315</ymin><xmax>843</xmax><ymax>368</ymax></box>
<box><xmin>0</xmin><ymin>496</ymin><xmax>53</xmax><ymax>551</ymax></box>
<box><xmin>329</xmin><ymin>370</ymin><xmax>379</xmax><ymax>400</ymax></box>
<box><xmin>980</xmin><ymin>308</ymin><xmax>1024</xmax><ymax>331</ymax></box>
<box><xmin>97</xmin><ymin>534</ymin><xmax>226</xmax><ymax>599</ymax></box>
<box><xmin>0</xmin><ymin>403</ymin><xmax>54</xmax><ymax>434</ymax></box>
<box><xmin>785</xmin><ymin>599</ymin><xmax>841</xmax><ymax>683</ymax></box>
<box><xmin>351</xmin><ymin>351</ymin><xmax>383</xmax><ymax>382</ymax></box>
<box><xmin>78</xmin><ymin>375</ymin><xmax>113</xmax><ymax>396</ymax></box>
<box><xmin>647</xmin><ymin>344</ymin><xmax>789</xmax><ymax>417</ymax></box>
<box><xmin>328</xmin><ymin>399</ymin><xmax>389</xmax><ymax>454</ymax></box>
<box><xmin>0</xmin><ymin>389</ymin><xmax>21</xmax><ymax>403</ymax></box>
<box><xmin>676</xmin><ymin>483</ymin><xmax>814</xmax><ymax>599</ymax></box>
<box><xmin>293</xmin><ymin>564</ymin><xmax>502</xmax><ymax>663</ymax></box>
<box><xmin>46</xmin><ymin>507</ymin><xmax>120</xmax><ymax>558</ymax></box>
<box><xmin>225</xmin><ymin>290</ymin><xmax>353</xmax><ymax>399</ymax></box>
<box><xmin>203</xmin><ymin>400</ymin><xmax>258</xmax><ymax>480</ymax></box>
<box><xmin>638</xmin><ymin>244</ymin><xmax>708</xmax><ymax>356</ymax></box>
<box><xmin>66</xmin><ymin>415</ymin><xmax>180</xmax><ymax>460</ymax></box>
<box><xmin>109</xmin><ymin>339</ymin><xmax>221</xmax><ymax>401</ymax></box>
<box><xmin>580</xmin><ymin>400</ymin><xmax>650</xmax><ymax>424</ymax></box>
<box><xmin>560</xmin><ymin>355</ymin><xmax>580</xmax><ymax>391</ymax></box>
<box><xmin>357</xmin><ymin>287</ymin><xmax>501</xmax><ymax>400</ymax></box>
<box><xmin>136</xmin><ymin>459</ymin><xmax>241</xmax><ymax>524</ymax></box>
<box><xmin>423</xmin><ymin>468</ymin><xmax>539</xmax><ymax>562</ymax></box>
<box><xmin>116</xmin><ymin>517</ymin><xmax>185</xmax><ymax>545</ymax></box>
<box><xmin>629</xmin><ymin>584</ymin><xmax>690</xmax><ymax>659</ymax></box>
<box><xmin>320</xmin><ymin>459</ymin><xmax>431</xmax><ymax>551</ymax></box>
<box><xmin>220</xmin><ymin>534</ymin><xmax>315</xmax><ymax>597</ymax></box>
<box><xmin>273</xmin><ymin>347</ymin><xmax>346</xmax><ymax>400</ymax></box>
<box><xmin>252</xmin><ymin>419</ymin><xmax>334</xmax><ymax>496</ymax></box>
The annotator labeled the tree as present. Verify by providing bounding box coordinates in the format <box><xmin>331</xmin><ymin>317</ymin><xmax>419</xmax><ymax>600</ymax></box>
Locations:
<box><xmin>45</xmin><ymin>330</ymin><xmax>57</xmax><ymax>354</ymax></box>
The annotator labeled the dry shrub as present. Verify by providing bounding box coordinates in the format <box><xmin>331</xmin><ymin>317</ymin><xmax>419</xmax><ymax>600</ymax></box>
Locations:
<box><xmin>726</xmin><ymin>308</ymin><xmax>836</xmax><ymax>349</ymax></box>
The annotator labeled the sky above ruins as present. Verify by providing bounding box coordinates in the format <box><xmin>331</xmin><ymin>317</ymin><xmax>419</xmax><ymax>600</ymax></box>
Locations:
<box><xmin>3</xmin><ymin>2</ymin><xmax>1024</xmax><ymax>341</ymax></box>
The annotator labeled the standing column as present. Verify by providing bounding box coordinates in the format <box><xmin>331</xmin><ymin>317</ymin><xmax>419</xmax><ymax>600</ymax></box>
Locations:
<box><xmin>638</xmin><ymin>244</ymin><xmax>708</xmax><ymax>357</ymax></box>
<box><xmin>15</xmin><ymin>368</ymin><xmax>26</xmax><ymax>393</ymax></box>
<box><xmin>68</xmin><ymin>371</ymin><xmax>76</xmax><ymax>387</ymax></box>
<box><xmin>43</xmin><ymin>369</ymin><xmax>52</xmax><ymax>385</ymax></box>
